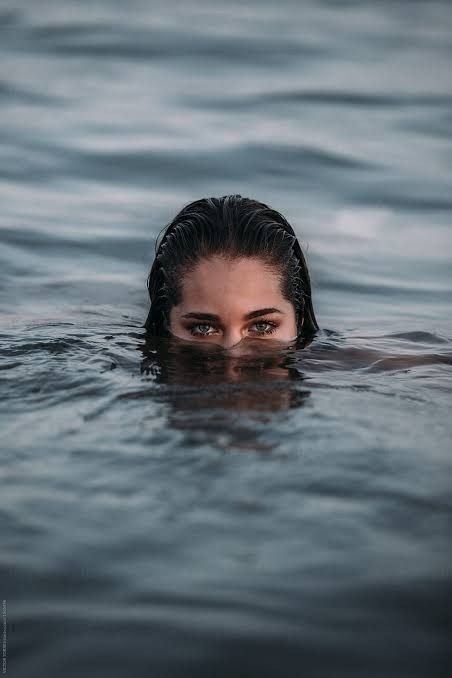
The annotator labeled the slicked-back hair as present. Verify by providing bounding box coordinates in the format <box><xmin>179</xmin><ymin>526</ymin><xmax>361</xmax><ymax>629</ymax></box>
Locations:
<box><xmin>144</xmin><ymin>195</ymin><xmax>318</xmax><ymax>338</ymax></box>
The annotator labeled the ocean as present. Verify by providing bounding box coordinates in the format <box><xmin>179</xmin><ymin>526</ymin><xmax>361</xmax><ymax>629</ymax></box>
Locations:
<box><xmin>1</xmin><ymin>1</ymin><xmax>451</xmax><ymax>676</ymax></box>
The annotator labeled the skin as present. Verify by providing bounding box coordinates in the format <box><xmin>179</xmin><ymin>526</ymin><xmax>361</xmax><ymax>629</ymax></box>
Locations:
<box><xmin>169</xmin><ymin>255</ymin><xmax>298</xmax><ymax>351</ymax></box>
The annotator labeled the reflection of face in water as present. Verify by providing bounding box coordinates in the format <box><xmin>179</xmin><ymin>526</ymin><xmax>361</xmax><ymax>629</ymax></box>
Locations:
<box><xmin>141</xmin><ymin>337</ymin><xmax>309</xmax><ymax>412</ymax></box>
<box><xmin>139</xmin><ymin>334</ymin><xmax>311</xmax><ymax>452</ymax></box>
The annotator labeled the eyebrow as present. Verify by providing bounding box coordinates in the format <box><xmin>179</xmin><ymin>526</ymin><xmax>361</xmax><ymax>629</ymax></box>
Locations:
<box><xmin>181</xmin><ymin>307</ymin><xmax>284</xmax><ymax>322</ymax></box>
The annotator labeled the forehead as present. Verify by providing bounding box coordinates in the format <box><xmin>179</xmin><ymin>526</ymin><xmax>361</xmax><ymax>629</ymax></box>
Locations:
<box><xmin>178</xmin><ymin>256</ymin><xmax>285</xmax><ymax>307</ymax></box>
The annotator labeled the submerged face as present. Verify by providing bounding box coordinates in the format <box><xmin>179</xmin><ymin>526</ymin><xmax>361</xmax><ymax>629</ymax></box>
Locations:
<box><xmin>169</xmin><ymin>255</ymin><xmax>298</xmax><ymax>350</ymax></box>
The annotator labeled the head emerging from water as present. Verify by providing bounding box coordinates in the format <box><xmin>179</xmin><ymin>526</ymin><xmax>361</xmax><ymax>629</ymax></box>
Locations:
<box><xmin>144</xmin><ymin>195</ymin><xmax>318</xmax><ymax>349</ymax></box>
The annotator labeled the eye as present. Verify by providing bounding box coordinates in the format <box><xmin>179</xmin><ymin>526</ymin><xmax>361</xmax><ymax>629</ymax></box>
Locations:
<box><xmin>250</xmin><ymin>321</ymin><xmax>277</xmax><ymax>335</ymax></box>
<box><xmin>188</xmin><ymin>323</ymin><xmax>216</xmax><ymax>337</ymax></box>
<box><xmin>187</xmin><ymin>320</ymin><xmax>278</xmax><ymax>338</ymax></box>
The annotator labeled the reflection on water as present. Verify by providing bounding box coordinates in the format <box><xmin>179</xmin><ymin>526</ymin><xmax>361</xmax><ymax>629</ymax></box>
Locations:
<box><xmin>139</xmin><ymin>335</ymin><xmax>312</xmax><ymax>450</ymax></box>
<box><xmin>140</xmin><ymin>334</ymin><xmax>310</xmax><ymax>388</ymax></box>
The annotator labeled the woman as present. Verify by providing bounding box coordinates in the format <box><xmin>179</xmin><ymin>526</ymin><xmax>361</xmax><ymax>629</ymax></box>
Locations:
<box><xmin>144</xmin><ymin>194</ymin><xmax>318</xmax><ymax>348</ymax></box>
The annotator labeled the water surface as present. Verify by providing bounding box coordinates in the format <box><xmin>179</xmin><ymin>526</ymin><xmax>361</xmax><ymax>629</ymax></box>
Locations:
<box><xmin>1</xmin><ymin>1</ymin><xmax>452</xmax><ymax>676</ymax></box>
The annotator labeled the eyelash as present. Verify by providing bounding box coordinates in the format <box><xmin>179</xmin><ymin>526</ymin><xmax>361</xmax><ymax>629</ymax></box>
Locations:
<box><xmin>188</xmin><ymin>321</ymin><xmax>278</xmax><ymax>337</ymax></box>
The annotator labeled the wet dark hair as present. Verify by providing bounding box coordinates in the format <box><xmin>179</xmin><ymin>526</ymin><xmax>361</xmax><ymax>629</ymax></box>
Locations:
<box><xmin>144</xmin><ymin>194</ymin><xmax>318</xmax><ymax>337</ymax></box>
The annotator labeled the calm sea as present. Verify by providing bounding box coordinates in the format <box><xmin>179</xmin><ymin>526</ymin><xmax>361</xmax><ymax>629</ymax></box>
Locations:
<box><xmin>1</xmin><ymin>1</ymin><xmax>451</xmax><ymax>676</ymax></box>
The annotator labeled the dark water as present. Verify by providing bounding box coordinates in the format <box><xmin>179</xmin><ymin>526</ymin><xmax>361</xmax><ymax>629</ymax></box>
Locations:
<box><xmin>1</xmin><ymin>1</ymin><xmax>452</xmax><ymax>676</ymax></box>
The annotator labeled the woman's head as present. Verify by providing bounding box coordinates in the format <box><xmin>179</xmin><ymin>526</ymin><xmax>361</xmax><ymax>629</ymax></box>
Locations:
<box><xmin>145</xmin><ymin>195</ymin><xmax>318</xmax><ymax>346</ymax></box>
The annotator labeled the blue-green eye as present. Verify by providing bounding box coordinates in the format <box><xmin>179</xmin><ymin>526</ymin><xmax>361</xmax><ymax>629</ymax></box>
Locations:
<box><xmin>251</xmin><ymin>321</ymin><xmax>277</xmax><ymax>335</ymax></box>
<box><xmin>189</xmin><ymin>323</ymin><xmax>215</xmax><ymax>336</ymax></box>
<box><xmin>187</xmin><ymin>320</ymin><xmax>278</xmax><ymax>338</ymax></box>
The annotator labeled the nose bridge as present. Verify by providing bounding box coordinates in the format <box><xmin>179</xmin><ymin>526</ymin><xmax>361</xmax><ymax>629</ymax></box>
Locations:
<box><xmin>221</xmin><ymin>326</ymin><xmax>243</xmax><ymax>350</ymax></box>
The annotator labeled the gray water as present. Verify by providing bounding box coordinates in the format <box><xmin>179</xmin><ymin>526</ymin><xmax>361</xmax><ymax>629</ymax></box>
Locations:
<box><xmin>1</xmin><ymin>1</ymin><xmax>452</xmax><ymax>676</ymax></box>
